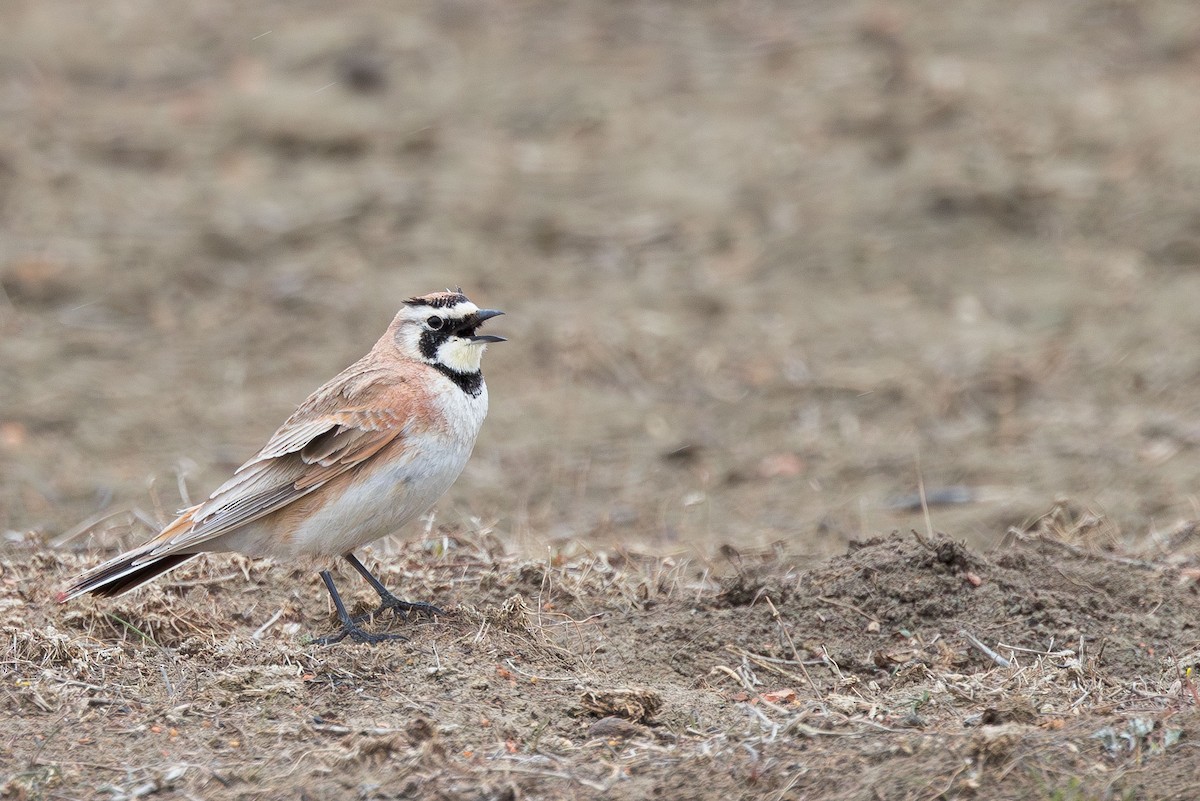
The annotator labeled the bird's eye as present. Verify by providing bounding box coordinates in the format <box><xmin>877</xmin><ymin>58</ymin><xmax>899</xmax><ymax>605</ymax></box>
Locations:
<box><xmin>427</xmin><ymin>315</ymin><xmax>444</xmax><ymax>330</ymax></box>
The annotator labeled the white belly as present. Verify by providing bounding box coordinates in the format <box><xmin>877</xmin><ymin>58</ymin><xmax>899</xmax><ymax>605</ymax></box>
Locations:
<box><xmin>285</xmin><ymin>378</ymin><xmax>488</xmax><ymax>556</ymax></box>
<box><xmin>284</xmin><ymin>435</ymin><xmax>468</xmax><ymax>556</ymax></box>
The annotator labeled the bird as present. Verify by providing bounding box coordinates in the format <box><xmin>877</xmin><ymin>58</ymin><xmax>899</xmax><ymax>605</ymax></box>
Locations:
<box><xmin>59</xmin><ymin>289</ymin><xmax>505</xmax><ymax>645</ymax></box>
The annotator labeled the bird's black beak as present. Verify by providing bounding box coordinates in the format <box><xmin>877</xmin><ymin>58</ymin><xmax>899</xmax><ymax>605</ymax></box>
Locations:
<box><xmin>467</xmin><ymin>309</ymin><xmax>506</xmax><ymax>343</ymax></box>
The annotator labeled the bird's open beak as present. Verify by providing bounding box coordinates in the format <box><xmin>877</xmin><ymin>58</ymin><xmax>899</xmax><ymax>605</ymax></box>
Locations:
<box><xmin>467</xmin><ymin>309</ymin><xmax>506</xmax><ymax>343</ymax></box>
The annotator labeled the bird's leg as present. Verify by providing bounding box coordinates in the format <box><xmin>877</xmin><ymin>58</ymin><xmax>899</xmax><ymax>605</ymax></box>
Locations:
<box><xmin>312</xmin><ymin>569</ymin><xmax>406</xmax><ymax>646</ymax></box>
<box><xmin>344</xmin><ymin>553</ymin><xmax>445</xmax><ymax>621</ymax></box>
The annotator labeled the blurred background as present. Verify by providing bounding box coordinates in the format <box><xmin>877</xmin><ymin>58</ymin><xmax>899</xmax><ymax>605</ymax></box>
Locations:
<box><xmin>4</xmin><ymin>1</ymin><xmax>1200</xmax><ymax>561</ymax></box>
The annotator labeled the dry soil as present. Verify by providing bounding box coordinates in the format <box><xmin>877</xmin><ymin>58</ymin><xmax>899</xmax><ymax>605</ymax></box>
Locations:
<box><xmin>5</xmin><ymin>2</ymin><xmax>1200</xmax><ymax>799</ymax></box>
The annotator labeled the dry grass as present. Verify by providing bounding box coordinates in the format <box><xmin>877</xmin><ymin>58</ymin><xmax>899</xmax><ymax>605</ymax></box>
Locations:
<box><xmin>4</xmin><ymin>522</ymin><xmax>1200</xmax><ymax>799</ymax></box>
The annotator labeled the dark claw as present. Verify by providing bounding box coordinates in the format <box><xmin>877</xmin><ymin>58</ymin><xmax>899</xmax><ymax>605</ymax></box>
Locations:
<box><xmin>312</xmin><ymin>623</ymin><xmax>409</xmax><ymax>646</ymax></box>
<box><xmin>313</xmin><ymin>556</ymin><xmax>447</xmax><ymax>645</ymax></box>
<box><xmin>350</xmin><ymin>595</ymin><xmax>445</xmax><ymax>626</ymax></box>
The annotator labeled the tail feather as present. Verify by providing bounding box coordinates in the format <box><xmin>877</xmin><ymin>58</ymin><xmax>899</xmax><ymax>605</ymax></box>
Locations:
<box><xmin>58</xmin><ymin>551</ymin><xmax>198</xmax><ymax>602</ymax></box>
<box><xmin>58</xmin><ymin>509</ymin><xmax>201</xmax><ymax>603</ymax></box>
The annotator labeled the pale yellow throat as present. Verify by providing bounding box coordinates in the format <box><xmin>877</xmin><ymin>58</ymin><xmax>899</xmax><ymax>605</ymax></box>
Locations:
<box><xmin>437</xmin><ymin>338</ymin><xmax>486</xmax><ymax>373</ymax></box>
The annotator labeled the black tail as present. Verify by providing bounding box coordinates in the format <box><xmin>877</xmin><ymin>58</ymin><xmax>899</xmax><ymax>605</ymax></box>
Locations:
<box><xmin>59</xmin><ymin>552</ymin><xmax>197</xmax><ymax>602</ymax></box>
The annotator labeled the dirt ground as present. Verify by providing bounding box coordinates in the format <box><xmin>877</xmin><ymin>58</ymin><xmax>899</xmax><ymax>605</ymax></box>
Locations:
<box><xmin>5</xmin><ymin>1</ymin><xmax>1200</xmax><ymax>798</ymax></box>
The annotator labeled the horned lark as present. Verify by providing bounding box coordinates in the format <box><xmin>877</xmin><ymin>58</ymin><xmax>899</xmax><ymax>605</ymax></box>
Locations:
<box><xmin>59</xmin><ymin>290</ymin><xmax>504</xmax><ymax>645</ymax></box>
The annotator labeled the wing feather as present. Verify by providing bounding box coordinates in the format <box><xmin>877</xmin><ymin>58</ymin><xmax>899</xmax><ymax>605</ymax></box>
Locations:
<box><xmin>147</xmin><ymin>365</ymin><xmax>415</xmax><ymax>556</ymax></box>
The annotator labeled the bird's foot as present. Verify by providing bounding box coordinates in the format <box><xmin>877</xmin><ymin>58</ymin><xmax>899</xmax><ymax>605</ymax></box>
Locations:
<box><xmin>352</xmin><ymin>593</ymin><xmax>445</xmax><ymax>625</ymax></box>
<box><xmin>311</xmin><ymin>621</ymin><xmax>408</xmax><ymax>647</ymax></box>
